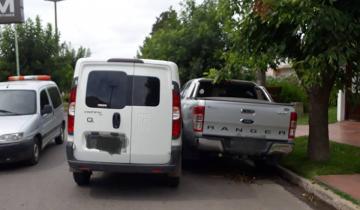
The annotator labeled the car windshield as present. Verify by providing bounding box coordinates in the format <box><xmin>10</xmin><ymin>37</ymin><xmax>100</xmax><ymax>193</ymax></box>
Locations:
<box><xmin>0</xmin><ymin>90</ymin><xmax>36</xmax><ymax>116</ymax></box>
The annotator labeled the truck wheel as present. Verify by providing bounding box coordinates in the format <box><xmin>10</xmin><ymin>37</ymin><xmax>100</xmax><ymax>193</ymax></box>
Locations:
<box><xmin>55</xmin><ymin>126</ymin><xmax>64</xmax><ymax>145</ymax></box>
<box><xmin>73</xmin><ymin>172</ymin><xmax>91</xmax><ymax>186</ymax></box>
<box><xmin>27</xmin><ymin>137</ymin><xmax>41</xmax><ymax>166</ymax></box>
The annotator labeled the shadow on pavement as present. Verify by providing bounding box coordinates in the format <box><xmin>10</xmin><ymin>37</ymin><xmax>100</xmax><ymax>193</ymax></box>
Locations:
<box><xmin>87</xmin><ymin>157</ymin><xmax>276</xmax><ymax>201</ymax></box>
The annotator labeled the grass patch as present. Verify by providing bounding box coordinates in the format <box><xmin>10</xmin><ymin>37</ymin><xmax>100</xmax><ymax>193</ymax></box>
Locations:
<box><xmin>282</xmin><ymin>137</ymin><xmax>360</xmax><ymax>204</ymax></box>
<box><xmin>282</xmin><ymin>136</ymin><xmax>360</xmax><ymax>179</ymax></box>
<box><xmin>297</xmin><ymin>107</ymin><xmax>337</xmax><ymax>125</ymax></box>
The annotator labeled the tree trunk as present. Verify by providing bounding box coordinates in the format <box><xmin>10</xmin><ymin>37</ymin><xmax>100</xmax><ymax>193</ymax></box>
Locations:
<box><xmin>307</xmin><ymin>85</ymin><xmax>331</xmax><ymax>162</ymax></box>
<box><xmin>256</xmin><ymin>69</ymin><xmax>266</xmax><ymax>86</ymax></box>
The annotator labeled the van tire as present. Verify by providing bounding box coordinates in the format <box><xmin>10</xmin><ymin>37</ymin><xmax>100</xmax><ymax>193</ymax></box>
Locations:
<box><xmin>55</xmin><ymin>126</ymin><xmax>64</xmax><ymax>145</ymax></box>
<box><xmin>167</xmin><ymin>157</ymin><xmax>181</xmax><ymax>187</ymax></box>
<box><xmin>73</xmin><ymin>172</ymin><xmax>91</xmax><ymax>186</ymax></box>
<box><xmin>167</xmin><ymin>176</ymin><xmax>180</xmax><ymax>187</ymax></box>
<box><xmin>26</xmin><ymin>137</ymin><xmax>41</xmax><ymax>166</ymax></box>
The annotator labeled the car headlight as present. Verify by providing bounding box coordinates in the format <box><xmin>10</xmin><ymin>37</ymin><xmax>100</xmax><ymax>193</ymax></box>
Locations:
<box><xmin>0</xmin><ymin>133</ymin><xmax>24</xmax><ymax>143</ymax></box>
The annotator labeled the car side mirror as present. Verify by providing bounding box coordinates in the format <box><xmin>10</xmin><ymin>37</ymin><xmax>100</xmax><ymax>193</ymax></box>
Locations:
<box><xmin>41</xmin><ymin>105</ymin><xmax>53</xmax><ymax>115</ymax></box>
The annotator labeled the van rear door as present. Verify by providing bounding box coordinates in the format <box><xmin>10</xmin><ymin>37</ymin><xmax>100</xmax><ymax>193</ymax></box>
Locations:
<box><xmin>74</xmin><ymin>63</ymin><xmax>133</xmax><ymax>163</ymax></box>
<box><xmin>130</xmin><ymin>63</ymin><xmax>173</xmax><ymax>164</ymax></box>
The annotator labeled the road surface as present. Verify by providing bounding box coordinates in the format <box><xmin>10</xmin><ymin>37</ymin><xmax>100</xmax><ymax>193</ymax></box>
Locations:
<box><xmin>0</xmin><ymin>142</ymin><xmax>333</xmax><ymax>210</ymax></box>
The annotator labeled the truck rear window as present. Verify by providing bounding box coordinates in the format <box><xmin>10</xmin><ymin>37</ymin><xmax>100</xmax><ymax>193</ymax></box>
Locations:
<box><xmin>85</xmin><ymin>71</ymin><xmax>160</xmax><ymax>109</ymax></box>
<box><xmin>196</xmin><ymin>81</ymin><xmax>265</xmax><ymax>100</ymax></box>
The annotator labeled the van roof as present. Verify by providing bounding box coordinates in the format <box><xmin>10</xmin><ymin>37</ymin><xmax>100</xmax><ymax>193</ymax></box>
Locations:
<box><xmin>0</xmin><ymin>80</ymin><xmax>57</xmax><ymax>91</ymax></box>
<box><xmin>73</xmin><ymin>58</ymin><xmax>179</xmax><ymax>83</ymax></box>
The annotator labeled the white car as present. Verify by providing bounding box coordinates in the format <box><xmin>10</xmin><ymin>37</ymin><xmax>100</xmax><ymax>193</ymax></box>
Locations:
<box><xmin>0</xmin><ymin>76</ymin><xmax>65</xmax><ymax>165</ymax></box>
<box><xmin>66</xmin><ymin>58</ymin><xmax>182</xmax><ymax>187</ymax></box>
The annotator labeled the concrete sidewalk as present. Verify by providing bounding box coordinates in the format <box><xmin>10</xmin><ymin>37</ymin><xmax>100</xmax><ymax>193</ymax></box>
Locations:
<box><xmin>296</xmin><ymin>121</ymin><xmax>360</xmax><ymax>204</ymax></box>
<box><xmin>316</xmin><ymin>175</ymin><xmax>360</xmax><ymax>201</ymax></box>
<box><xmin>296</xmin><ymin>121</ymin><xmax>360</xmax><ymax>147</ymax></box>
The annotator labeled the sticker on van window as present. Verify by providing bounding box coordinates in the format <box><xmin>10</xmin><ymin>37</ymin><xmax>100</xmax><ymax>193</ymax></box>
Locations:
<box><xmin>97</xmin><ymin>104</ymin><xmax>108</xmax><ymax>108</ymax></box>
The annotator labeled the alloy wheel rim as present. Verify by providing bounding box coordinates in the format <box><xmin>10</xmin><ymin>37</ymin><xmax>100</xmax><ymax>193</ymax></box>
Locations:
<box><xmin>33</xmin><ymin>143</ymin><xmax>39</xmax><ymax>161</ymax></box>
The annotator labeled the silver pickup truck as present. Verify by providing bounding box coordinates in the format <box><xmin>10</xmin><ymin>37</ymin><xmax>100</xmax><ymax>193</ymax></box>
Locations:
<box><xmin>181</xmin><ymin>78</ymin><xmax>297</xmax><ymax>161</ymax></box>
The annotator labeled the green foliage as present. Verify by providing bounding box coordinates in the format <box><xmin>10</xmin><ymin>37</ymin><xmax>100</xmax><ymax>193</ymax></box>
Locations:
<box><xmin>228</xmin><ymin>0</ymin><xmax>360</xmax><ymax>89</ymax></box>
<box><xmin>0</xmin><ymin>16</ymin><xmax>91</xmax><ymax>91</ymax></box>
<box><xmin>267</xmin><ymin>76</ymin><xmax>307</xmax><ymax>104</ymax></box>
<box><xmin>139</xmin><ymin>0</ymin><xmax>236</xmax><ymax>82</ymax></box>
<box><xmin>282</xmin><ymin>137</ymin><xmax>360</xmax><ymax>179</ymax></box>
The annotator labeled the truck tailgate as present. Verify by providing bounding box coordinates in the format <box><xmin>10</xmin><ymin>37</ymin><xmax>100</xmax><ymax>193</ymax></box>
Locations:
<box><xmin>202</xmin><ymin>98</ymin><xmax>292</xmax><ymax>141</ymax></box>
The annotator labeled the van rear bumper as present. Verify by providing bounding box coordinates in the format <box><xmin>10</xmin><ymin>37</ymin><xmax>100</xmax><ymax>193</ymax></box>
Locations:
<box><xmin>66</xmin><ymin>142</ymin><xmax>181</xmax><ymax>174</ymax></box>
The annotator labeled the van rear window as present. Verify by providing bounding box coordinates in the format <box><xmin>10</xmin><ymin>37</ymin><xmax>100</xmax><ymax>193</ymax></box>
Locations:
<box><xmin>86</xmin><ymin>71</ymin><xmax>130</xmax><ymax>109</ymax></box>
<box><xmin>132</xmin><ymin>76</ymin><xmax>160</xmax><ymax>106</ymax></box>
<box><xmin>85</xmin><ymin>71</ymin><xmax>160</xmax><ymax>109</ymax></box>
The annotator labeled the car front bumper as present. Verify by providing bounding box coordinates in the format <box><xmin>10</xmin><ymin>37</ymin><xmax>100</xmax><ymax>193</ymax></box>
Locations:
<box><xmin>66</xmin><ymin>142</ymin><xmax>181</xmax><ymax>174</ymax></box>
<box><xmin>0</xmin><ymin>140</ymin><xmax>33</xmax><ymax>163</ymax></box>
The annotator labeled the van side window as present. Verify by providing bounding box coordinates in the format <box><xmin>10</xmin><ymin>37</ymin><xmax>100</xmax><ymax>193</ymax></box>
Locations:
<box><xmin>132</xmin><ymin>76</ymin><xmax>160</xmax><ymax>107</ymax></box>
<box><xmin>48</xmin><ymin>87</ymin><xmax>62</xmax><ymax>108</ymax></box>
<box><xmin>40</xmin><ymin>90</ymin><xmax>50</xmax><ymax>111</ymax></box>
<box><xmin>86</xmin><ymin>71</ymin><xmax>129</xmax><ymax>109</ymax></box>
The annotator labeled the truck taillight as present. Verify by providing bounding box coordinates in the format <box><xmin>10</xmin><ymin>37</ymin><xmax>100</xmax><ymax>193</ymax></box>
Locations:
<box><xmin>288</xmin><ymin>112</ymin><xmax>297</xmax><ymax>141</ymax></box>
<box><xmin>68</xmin><ymin>86</ymin><xmax>77</xmax><ymax>135</ymax></box>
<box><xmin>172</xmin><ymin>90</ymin><xmax>181</xmax><ymax>139</ymax></box>
<box><xmin>193</xmin><ymin>106</ymin><xmax>205</xmax><ymax>133</ymax></box>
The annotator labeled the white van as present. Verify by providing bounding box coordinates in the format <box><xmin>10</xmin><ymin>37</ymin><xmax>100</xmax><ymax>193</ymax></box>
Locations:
<box><xmin>66</xmin><ymin>58</ymin><xmax>182</xmax><ymax>187</ymax></box>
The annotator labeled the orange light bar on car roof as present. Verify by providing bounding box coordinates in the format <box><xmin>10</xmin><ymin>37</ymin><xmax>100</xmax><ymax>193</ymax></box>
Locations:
<box><xmin>8</xmin><ymin>75</ymin><xmax>51</xmax><ymax>81</ymax></box>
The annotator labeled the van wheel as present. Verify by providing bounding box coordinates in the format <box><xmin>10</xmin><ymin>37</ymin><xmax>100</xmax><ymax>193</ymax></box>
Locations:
<box><xmin>27</xmin><ymin>138</ymin><xmax>41</xmax><ymax>166</ymax></box>
<box><xmin>55</xmin><ymin>126</ymin><xmax>64</xmax><ymax>145</ymax></box>
<box><xmin>167</xmin><ymin>157</ymin><xmax>181</xmax><ymax>187</ymax></box>
<box><xmin>167</xmin><ymin>176</ymin><xmax>180</xmax><ymax>187</ymax></box>
<box><xmin>73</xmin><ymin>172</ymin><xmax>91</xmax><ymax>186</ymax></box>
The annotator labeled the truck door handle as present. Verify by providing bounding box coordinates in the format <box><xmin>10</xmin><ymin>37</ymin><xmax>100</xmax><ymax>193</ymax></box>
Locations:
<box><xmin>113</xmin><ymin>113</ymin><xmax>121</xmax><ymax>129</ymax></box>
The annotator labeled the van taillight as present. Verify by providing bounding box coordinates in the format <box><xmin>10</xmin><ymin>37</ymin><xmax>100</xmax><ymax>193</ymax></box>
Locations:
<box><xmin>172</xmin><ymin>90</ymin><xmax>181</xmax><ymax>139</ymax></box>
<box><xmin>68</xmin><ymin>86</ymin><xmax>77</xmax><ymax>135</ymax></box>
<box><xmin>288</xmin><ymin>112</ymin><xmax>297</xmax><ymax>141</ymax></box>
<box><xmin>193</xmin><ymin>106</ymin><xmax>205</xmax><ymax>133</ymax></box>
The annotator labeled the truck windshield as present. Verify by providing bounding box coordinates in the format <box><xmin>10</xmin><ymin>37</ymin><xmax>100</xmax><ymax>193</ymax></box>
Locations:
<box><xmin>196</xmin><ymin>81</ymin><xmax>267</xmax><ymax>100</ymax></box>
<box><xmin>0</xmin><ymin>90</ymin><xmax>36</xmax><ymax>116</ymax></box>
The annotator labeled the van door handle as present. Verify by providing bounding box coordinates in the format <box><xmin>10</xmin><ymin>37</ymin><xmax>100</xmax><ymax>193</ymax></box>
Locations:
<box><xmin>113</xmin><ymin>113</ymin><xmax>121</xmax><ymax>129</ymax></box>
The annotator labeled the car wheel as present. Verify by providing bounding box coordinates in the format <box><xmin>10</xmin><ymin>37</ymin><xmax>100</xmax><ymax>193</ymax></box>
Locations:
<box><xmin>27</xmin><ymin>138</ymin><xmax>41</xmax><ymax>166</ymax></box>
<box><xmin>55</xmin><ymin>126</ymin><xmax>64</xmax><ymax>145</ymax></box>
<box><xmin>73</xmin><ymin>172</ymin><xmax>91</xmax><ymax>186</ymax></box>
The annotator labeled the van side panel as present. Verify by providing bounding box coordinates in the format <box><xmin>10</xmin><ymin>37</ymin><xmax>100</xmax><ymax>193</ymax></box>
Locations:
<box><xmin>130</xmin><ymin>64</ymin><xmax>173</xmax><ymax>164</ymax></box>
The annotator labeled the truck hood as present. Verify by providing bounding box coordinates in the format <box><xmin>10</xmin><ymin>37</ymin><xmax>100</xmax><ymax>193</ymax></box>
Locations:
<box><xmin>0</xmin><ymin>115</ymin><xmax>37</xmax><ymax>135</ymax></box>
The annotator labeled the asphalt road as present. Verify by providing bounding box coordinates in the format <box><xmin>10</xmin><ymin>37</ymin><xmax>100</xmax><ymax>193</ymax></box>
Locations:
<box><xmin>0</xmin><ymin>142</ymin><xmax>334</xmax><ymax>210</ymax></box>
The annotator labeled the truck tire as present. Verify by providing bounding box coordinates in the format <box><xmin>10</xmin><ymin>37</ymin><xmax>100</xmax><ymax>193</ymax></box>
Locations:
<box><xmin>73</xmin><ymin>172</ymin><xmax>91</xmax><ymax>186</ymax></box>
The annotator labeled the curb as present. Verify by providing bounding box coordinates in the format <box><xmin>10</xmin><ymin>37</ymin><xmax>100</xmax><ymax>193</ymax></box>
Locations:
<box><xmin>276</xmin><ymin>165</ymin><xmax>360</xmax><ymax>210</ymax></box>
